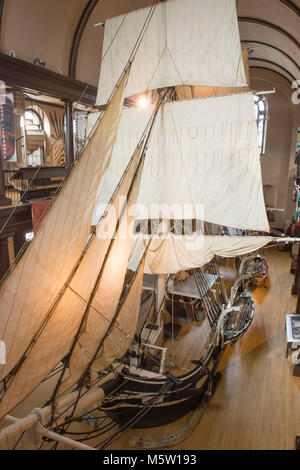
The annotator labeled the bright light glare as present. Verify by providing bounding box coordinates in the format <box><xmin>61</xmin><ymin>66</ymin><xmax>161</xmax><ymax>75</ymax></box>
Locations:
<box><xmin>138</xmin><ymin>96</ymin><xmax>149</xmax><ymax>108</ymax></box>
<box><xmin>26</xmin><ymin>232</ymin><xmax>34</xmax><ymax>241</ymax></box>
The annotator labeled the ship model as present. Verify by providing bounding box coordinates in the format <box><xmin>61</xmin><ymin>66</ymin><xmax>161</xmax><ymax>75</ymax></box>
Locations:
<box><xmin>0</xmin><ymin>0</ymin><xmax>296</xmax><ymax>450</ymax></box>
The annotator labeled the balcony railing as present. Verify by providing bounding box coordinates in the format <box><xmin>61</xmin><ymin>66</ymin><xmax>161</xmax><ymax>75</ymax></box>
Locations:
<box><xmin>4</xmin><ymin>167</ymin><xmax>67</xmax><ymax>204</ymax></box>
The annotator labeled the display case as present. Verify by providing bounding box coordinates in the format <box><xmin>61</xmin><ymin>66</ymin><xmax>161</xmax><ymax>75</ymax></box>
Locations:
<box><xmin>285</xmin><ymin>314</ymin><xmax>300</xmax><ymax>357</ymax></box>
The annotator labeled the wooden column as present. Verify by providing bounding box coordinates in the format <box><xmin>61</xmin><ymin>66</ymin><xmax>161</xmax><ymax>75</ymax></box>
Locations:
<box><xmin>0</xmin><ymin>236</ymin><xmax>10</xmax><ymax>282</ymax></box>
<box><xmin>64</xmin><ymin>100</ymin><xmax>74</xmax><ymax>170</ymax></box>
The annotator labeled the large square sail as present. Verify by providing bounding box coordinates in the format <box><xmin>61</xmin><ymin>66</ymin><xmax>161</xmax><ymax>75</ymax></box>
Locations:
<box><xmin>94</xmin><ymin>93</ymin><xmax>269</xmax><ymax>233</ymax></box>
<box><xmin>96</xmin><ymin>0</ymin><xmax>247</xmax><ymax>105</ymax></box>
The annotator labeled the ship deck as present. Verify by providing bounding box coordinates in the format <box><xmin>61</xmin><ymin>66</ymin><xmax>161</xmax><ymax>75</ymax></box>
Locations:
<box><xmin>107</xmin><ymin>247</ymin><xmax>300</xmax><ymax>450</ymax></box>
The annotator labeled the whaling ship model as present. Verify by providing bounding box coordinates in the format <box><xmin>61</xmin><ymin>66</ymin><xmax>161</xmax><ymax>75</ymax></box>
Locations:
<box><xmin>0</xmin><ymin>0</ymin><xmax>296</xmax><ymax>450</ymax></box>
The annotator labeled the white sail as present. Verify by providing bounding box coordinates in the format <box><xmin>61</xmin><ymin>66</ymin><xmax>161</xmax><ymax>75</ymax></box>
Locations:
<box><xmin>129</xmin><ymin>235</ymin><xmax>271</xmax><ymax>274</ymax></box>
<box><xmin>89</xmin><ymin>106</ymin><xmax>152</xmax><ymax>225</ymax></box>
<box><xmin>0</xmin><ymin>68</ymin><xmax>130</xmax><ymax>384</ymax></box>
<box><xmin>57</xmin><ymin>144</ymin><xmax>146</xmax><ymax>396</ymax></box>
<box><xmin>176</xmin><ymin>50</ymin><xmax>251</xmax><ymax>100</ymax></box>
<box><xmin>0</xmin><ymin>139</ymin><xmax>144</xmax><ymax>420</ymax></box>
<box><xmin>0</xmin><ymin>0</ymin><xmax>277</xmax><ymax>447</ymax></box>
<box><xmin>93</xmin><ymin>93</ymin><xmax>269</xmax><ymax>232</ymax></box>
<box><xmin>90</xmin><ymin>256</ymin><xmax>145</xmax><ymax>376</ymax></box>
<box><xmin>96</xmin><ymin>0</ymin><xmax>246</xmax><ymax>105</ymax></box>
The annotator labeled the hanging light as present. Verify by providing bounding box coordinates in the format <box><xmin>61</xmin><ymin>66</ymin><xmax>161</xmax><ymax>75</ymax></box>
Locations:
<box><xmin>137</xmin><ymin>94</ymin><xmax>149</xmax><ymax>108</ymax></box>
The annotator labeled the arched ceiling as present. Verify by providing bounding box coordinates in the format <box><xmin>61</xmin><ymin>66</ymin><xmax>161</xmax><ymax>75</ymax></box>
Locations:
<box><xmin>237</xmin><ymin>0</ymin><xmax>300</xmax><ymax>86</ymax></box>
<box><xmin>0</xmin><ymin>0</ymin><xmax>299</xmax><ymax>92</ymax></box>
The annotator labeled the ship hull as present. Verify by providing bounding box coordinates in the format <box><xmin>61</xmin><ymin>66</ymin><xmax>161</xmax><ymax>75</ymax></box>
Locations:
<box><xmin>100</xmin><ymin>291</ymin><xmax>254</xmax><ymax>429</ymax></box>
<box><xmin>101</xmin><ymin>372</ymin><xmax>223</xmax><ymax>429</ymax></box>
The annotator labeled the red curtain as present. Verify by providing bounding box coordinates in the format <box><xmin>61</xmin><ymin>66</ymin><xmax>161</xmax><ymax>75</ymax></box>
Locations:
<box><xmin>31</xmin><ymin>200</ymin><xmax>51</xmax><ymax>231</ymax></box>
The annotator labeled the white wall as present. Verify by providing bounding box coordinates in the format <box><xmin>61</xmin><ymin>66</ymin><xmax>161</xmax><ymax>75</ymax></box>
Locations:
<box><xmin>251</xmin><ymin>68</ymin><xmax>300</xmax><ymax>229</ymax></box>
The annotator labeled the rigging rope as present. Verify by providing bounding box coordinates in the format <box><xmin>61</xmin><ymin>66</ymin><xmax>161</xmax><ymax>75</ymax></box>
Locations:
<box><xmin>0</xmin><ymin>87</ymin><xmax>167</xmax><ymax>407</ymax></box>
<box><xmin>0</xmin><ymin>0</ymin><xmax>159</xmax><ymax>270</ymax></box>
<box><xmin>47</xmin><ymin>95</ymin><xmax>165</xmax><ymax>422</ymax></box>
<box><xmin>97</xmin><ymin>381</ymin><xmax>172</xmax><ymax>449</ymax></box>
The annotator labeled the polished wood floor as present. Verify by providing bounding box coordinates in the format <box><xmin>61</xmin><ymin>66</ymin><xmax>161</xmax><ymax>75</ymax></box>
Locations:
<box><xmin>2</xmin><ymin>247</ymin><xmax>300</xmax><ymax>450</ymax></box>
<box><xmin>109</xmin><ymin>247</ymin><xmax>300</xmax><ymax>450</ymax></box>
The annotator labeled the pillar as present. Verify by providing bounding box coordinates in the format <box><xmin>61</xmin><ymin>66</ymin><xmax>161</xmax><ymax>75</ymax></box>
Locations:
<box><xmin>64</xmin><ymin>100</ymin><xmax>74</xmax><ymax>170</ymax></box>
<box><xmin>156</xmin><ymin>274</ymin><xmax>166</xmax><ymax>318</ymax></box>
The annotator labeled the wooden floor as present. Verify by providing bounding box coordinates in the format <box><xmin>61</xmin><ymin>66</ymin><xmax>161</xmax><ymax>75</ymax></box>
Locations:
<box><xmin>2</xmin><ymin>247</ymin><xmax>300</xmax><ymax>450</ymax></box>
<box><xmin>109</xmin><ymin>247</ymin><xmax>300</xmax><ymax>450</ymax></box>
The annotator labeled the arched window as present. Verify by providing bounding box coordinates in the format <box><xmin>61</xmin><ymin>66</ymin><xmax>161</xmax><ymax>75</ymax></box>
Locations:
<box><xmin>20</xmin><ymin>107</ymin><xmax>45</xmax><ymax>166</ymax></box>
<box><xmin>254</xmin><ymin>95</ymin><xmax>268</xmax><ymax>155</ymax></box>
<box><xmin>23</xmin><ymin>108</ymin><xmax>43</xmax><ymax>131</ymax></box>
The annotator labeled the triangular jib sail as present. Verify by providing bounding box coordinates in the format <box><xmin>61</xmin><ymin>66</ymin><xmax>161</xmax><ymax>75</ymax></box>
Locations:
<box><xmin>0</xmin><ymin>131</ymin><xmax>148</xmax><ymax>419</ymax></box>
<box><xmin>0</xmin><ymin>0</ymin><xmax>288</xmax><ymax>449</ymax></box>
<box><xmin>0</xmin><ymin>66</ymin><xmax>131</xmax><ymax>399</ymax></box>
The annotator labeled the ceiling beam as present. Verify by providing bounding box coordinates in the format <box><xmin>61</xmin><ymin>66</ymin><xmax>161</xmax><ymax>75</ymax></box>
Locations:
<box><xmin>238</xmin><ymin>17</ymin><xmax>300</xmax><ymax>49</ymax></box>
<box><xmin>242</xmin><ymin>40</ymin><xmax>300</xmax><ymax>71</ymax></box>
<box><xmin>250</xmin><ymin>65</ymin><xmax>293</xmax><ymax>85</ymax></box>
<box><xmin>249</xmin><ymin>57</ymin><xmax>297</xmax><ymax>82</ymax></box>
<box><xmin>69</xmin><ymin>0</ymin><xmax>99</xmax><ymax>79</ymax></box>
<box><xmin>279</xmin><ymin>0</ymin><xmax>300</xmax><ymax>16</ymax></box>
<box><xmin>0</xmin><ymin>53</ymin><xmax>97</xmax><ymax>106</ymax></box>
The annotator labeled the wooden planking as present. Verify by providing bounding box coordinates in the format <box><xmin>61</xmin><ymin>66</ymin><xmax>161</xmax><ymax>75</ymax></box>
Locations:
<box><xmin>0</xmin><ymin>53</ymin><xmax>97</xmax><ymax>106</ymax></box>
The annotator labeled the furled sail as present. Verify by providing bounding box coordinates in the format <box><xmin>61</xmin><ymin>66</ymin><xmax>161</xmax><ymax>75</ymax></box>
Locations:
<box><xmin>93</xmin><ymin>92</ymin><xmax>269</xmax><ymax>232</ymax></box>
<box><xmin>96</xmin><ymin>0</ymin><xmax>246</xmax><ymax>105</ymax></box>
<box><xmin>0</xmin><ymin>139</ymin><xmax>144</xmax><ymax>420</ymax></box>
<box><xmin>0</xmin><ymin>67</ymin><xmax>130</xmax><ymax>384</ymax></box>
<box><xmin>129</xmin><ymin>235</ymin><xmax>272</xmax><ymax>274</ymax></box>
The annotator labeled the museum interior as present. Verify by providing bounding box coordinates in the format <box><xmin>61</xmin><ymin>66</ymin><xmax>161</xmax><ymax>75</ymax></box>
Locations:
<box><xmin>0</xmin><ymin>0</ymin><xmax>300</xmax><ymax>451</ymax></box>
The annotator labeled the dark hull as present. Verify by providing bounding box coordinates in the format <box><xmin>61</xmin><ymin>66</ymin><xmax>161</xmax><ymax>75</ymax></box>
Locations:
<box><xmin>101</xmin><ymin>346</ymin><xmax>222</xmax><ymax>429</ymax></box>
<box><xmin>106</xmin><ymin>391</ymin><xmax>204</xmax><ymax>429</ymax></box>
<box><xmin>101</xmin><ymin>292</ymin><xmax>253</xmax><ymax>429</ymax></box>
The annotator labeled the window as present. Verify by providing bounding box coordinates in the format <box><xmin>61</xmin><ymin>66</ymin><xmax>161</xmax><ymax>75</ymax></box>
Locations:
<box><xmin>74</xmin><ymin>112</ymin><xmax>88</xmax><ymax>158</ymax></box>
<box><xmin>254</xmin><ymin>95</ymin><xmax>268</xmax><ymax>155</ymax></box>
<box><xmin>20</xmin><ymin>107</ymin><xmax>45</xmax><ymax>166</ymax></box>
<box><xmin>21</xmin><ymin>108</ymin><xmax>43</xmax><ymax>131</ymax></box>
